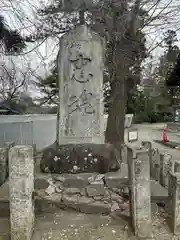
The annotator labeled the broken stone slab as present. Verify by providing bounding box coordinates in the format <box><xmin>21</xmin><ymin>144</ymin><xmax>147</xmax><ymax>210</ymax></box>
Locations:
<box><xmin>108</xmin><ymin>190</ymin><xmax>124</xmax><ymax>203</ymax></box>
<box><xmin>40</xmin><ymin>142</ymin><xmax>121</xmax><ymax>174</ymax></box>
<box><xmin>62</xmin><ymin>194</ymin><xmax>79</xmax><ymax>210</ymax></box>
<box><xmin>78</xmin><ymin>200</ymin><xmax>111</xmax><ymax>214</ymax></box>
<box><xmin>104</xmin><ymin>163</ymin><xmax>129</xmax><ymax>188</ymax></box>
<box><xmin>63</xmin><ymin>188</ymin><xmax>81</xmax><ymax>195</ymax></box>
<box><xmin>86</xmin><ymin>180</ymin><xmax>106</xmax><ymax>197</ymax></box>
<box><xmin>151</xmin><ymin>180</ymin><xmax>168</xmax><ymax>203</ymax></box>
<box><xmin>63</xmin><ymin>174</ymin><xmax>93</xmax><ymax>188</ymax></box>
<box><xmin>111</xmin><ymin>202</ymin><xmax>120</xmax><ymax>212</ymax></box>
<box><xmin>88</xmin><ymin>174</ymin><xmax>105</xmax><ymax>183</ymax></box>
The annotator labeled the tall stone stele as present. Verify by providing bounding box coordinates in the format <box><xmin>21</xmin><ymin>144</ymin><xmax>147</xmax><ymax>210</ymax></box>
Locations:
<box><xmin>57</xmin><ymin>25</ymin><xmax>105</xmax><ymax>144</ymax></box>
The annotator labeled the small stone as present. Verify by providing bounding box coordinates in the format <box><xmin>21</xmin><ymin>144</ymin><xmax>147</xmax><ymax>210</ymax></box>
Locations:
<box><xmin>54</xmin><ymin>156</ymin><xmax>59</xmax><ymax>162</ymax></box>
<box><xmin>111</xmin><ymin>202</ymin><xmax>120</xmax><ymax>212</ymax></box>
<box><xmin>45</xmin><ymin>185</ymin><xmax>55</xmax><ymax>195</ymax></box>
<box><xmin>95</xmin><ymin>174</ymin><xmax>105</xmax><ymax>181</ymax></box>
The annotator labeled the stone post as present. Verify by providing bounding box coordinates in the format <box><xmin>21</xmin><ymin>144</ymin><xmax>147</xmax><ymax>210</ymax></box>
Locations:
<box><xmin>174</xmin><ymin>161</ymin><xmax>180</xmax><ymax>173</ymax></box>
<box><xmin>127</xmin><ymin>146</ymin><xmax>152</xmax><ymax>239</ymax></box>
<box><xmin>9</xmin><ymin>145</ymin><xmax>34</xmax><ymax>240</ymax></box>
<box><xmin>151</xmin><ymin>148</ymin><xmax>160</xmax><ymax>182</ymax></box>
<box><xmin>4</xmin><ymin>141</ymin><xmax>15</xmax><ymax>177</ymax></box>
<box><xmin>0</xmin><ymin>148</ymin><xmax>8</xmax><ymax>186</ymax></box>
<box><xmin>167</xmin><ymin>172</ymin><xmax>180</xmax><ymax>235</ymax></box>
<box><xmin>159</xmin><ymin>153</ymin><xmax>172</xmax><ymax>188</ymax></box>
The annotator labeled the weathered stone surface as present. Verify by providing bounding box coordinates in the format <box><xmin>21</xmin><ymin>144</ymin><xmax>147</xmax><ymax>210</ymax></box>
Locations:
<box><xmin>174</xmin><ymin>160</ymin><xmax>180</xmax><ymax>173</ymax></box>
<box><xmin>79</xmin><ymin>200</ymin><xmax>111</xmax><ymax>214</ymax></box>
<box><xmin>0</xmin><ymin>148</ymin><xmax>8</xmax><ymax>187</ymax></box>
<box><xmin>151</xmin><ymin>180</ymin><xmax>168</xmax><ymax>202</ymax></box>
<box><xmin>109</xmin><ymin>190</ymin><xmax>124</xmax><ymax>203</ymax></box>
<box><xmin>159</xmin><ymin>153</ymin><xmax>172</xmax><ymax>188</ymax></box>
<box><xmin>63</xmin><ymin>174</ymin><xmax>92</xmax><ymax>188</ymax></box>
<box><xmin>64</xmin><ymin>188</ymin><xmax>81</xmax><ymax>195</ymax></box>
<box><xmin>86</xmin><ymin>180</ymin><xmax>105</xmax><ymax>196</ymax></box>
<box><xmin>104</xmin><ymin>163</ymin><xmax>128</xmax><ymax>188</ymax></box>
<box><xmin>127</xmin><ymin>147</ymin><xmax>152</xmax><ymax>239</ymax></box>
<box><xmin>34</xmin><ymin>179</ymin><xmax>49</xmax><ymax>190</ymax></box>
<box><xmin>111</xmin><ymin>202</ymin><xmax>120</xmax><ymax>212</ymax></box>
<box><xmin>151</xmin><ymin>148</ymin><xmax>160</xmax><ymax>181</ymax></box>
<box><xmin>40</xmin><ymin>142</ymin><xmax>121</xmax><ymax>174</ymax></box>
<box><xmin>57</xmin><ymin>25</ymin><xmax>105</xmax><ymax>145</ymax></box>
<box><xmin>9</xmin><ymin>145</ymin><xmax>34</xmax><ymax>240</ymax></box>
<box><xmin>167</xmin><ymin>172</ymin><xmax>180</xmax><ymax>234</ymax></box>
<box><xmin>62</xmin><ymin>194</ymin><xmax>79</xmax><ymax>210</ymax></box>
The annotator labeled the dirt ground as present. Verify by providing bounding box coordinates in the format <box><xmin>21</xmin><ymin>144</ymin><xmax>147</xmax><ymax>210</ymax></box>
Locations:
<box><xmin>0</xmin><ymin>208</ymin><xmax>177</xmax><ymax>240</ymax></box>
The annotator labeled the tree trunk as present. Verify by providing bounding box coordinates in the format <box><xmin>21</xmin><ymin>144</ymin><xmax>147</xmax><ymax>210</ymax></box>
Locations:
<box><xmin>105</xmin><ymin>73</ymin><xmax>127</xmax><ymax>146</ymax></box>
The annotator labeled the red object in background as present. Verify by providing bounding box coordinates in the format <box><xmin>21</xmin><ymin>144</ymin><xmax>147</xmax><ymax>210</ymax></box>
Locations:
<box><xmin>163</xmin><ymin>127</ymin><xmax>168</xmax><ymax>142</ymax></box>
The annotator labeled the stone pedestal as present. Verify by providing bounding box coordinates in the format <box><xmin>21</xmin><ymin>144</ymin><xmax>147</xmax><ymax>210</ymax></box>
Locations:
<box><xmin>127</xmin><ymin>146</ymin><xmax>152</xmax><ymax>239</ymax></box>
<box><xmin>0</xmin><ymin>148</ymin><xmax>8</xmax><ymax>186</ymax></box>
<box><xmin>9</xmin><ymin>145</ymin><xmax>34</xmax><ymax>240</ymax></box>
<box><xmin>57</xmin><ymin>25</ymin><xmax>105</xmax><ymax>144</ymax></box>
<box><xmin>167</xmin><ymin>172</ymin><xmax>180</xmax><ymax>235</ymax></box>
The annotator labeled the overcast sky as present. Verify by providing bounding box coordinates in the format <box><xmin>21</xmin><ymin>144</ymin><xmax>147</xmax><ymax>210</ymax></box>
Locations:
<box><xmin>1</xmin><ymin>0</ymin><xmax>180</xmax><ymax>98</ymax></box>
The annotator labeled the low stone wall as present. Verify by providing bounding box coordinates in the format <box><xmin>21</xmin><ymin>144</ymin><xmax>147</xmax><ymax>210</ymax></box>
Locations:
<box><xmin>36</xmin><ymin>165</ymin><xmax>129</xmax><ymax>214</ymax></box>
<box><xmin>167</xmin><ymin>122</ymin><xmax>180</xmax><ymax>133</ymax></box>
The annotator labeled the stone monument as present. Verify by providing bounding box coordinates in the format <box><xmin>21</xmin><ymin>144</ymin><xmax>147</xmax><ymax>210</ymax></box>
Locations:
<box><xmin>40</xmin><ymin>3</ymin><xmax>121</xmax><ymax>174</ymax></box>
<box><xmin>57</xmin><ymin>25</ymin><xmax>105</xmax><ymax>144</ymax></box>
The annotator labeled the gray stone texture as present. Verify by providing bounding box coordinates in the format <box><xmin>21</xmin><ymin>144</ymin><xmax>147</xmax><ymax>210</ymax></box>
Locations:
<box><xmin>159</xmin><ymin>153</ymin><xmax>172</xmax><ymax>188</ymax></box>
<box><xmin>104</xmin><ymin>163</ymin><xmax>128</xmax><ymax>188</ymax></box>
<box><xmin>174</xmin><ymin>161</ymin><xmax>180</xmax><ymax>173</ymax></box>
<box><xmin>57</xmin><ymin>25</ymin><xmax>105</xmax><ymax>145</ymax></box>
<box><xmin>9</xmin><ymin>145</ymin><xmax>34</xmax><ymax>240</ymax></box>
<box><xmin>0</xmin><ymin>148</ymin><xmax>8</xmax><ymax>187</ymax></box>
<box><xmin>40</xmin><ymin>142</ymin><xmax>121</xmax><ymax>174</ymax></box>
<box><xmin>167</xmin><ymin>172</ymin><xmax>180</xmax><ymax>235</ymax></box>
<box><xmin>127</xmin><ymin>146</ymin><xmax>152</xmax><ymax>239</ymax></box>
<box><xmin>151</xmin><ymin>148</ymin><xmax>161</xmax><ymax>182</ymax></box>
<box><xmin>86</xmin><ymin>180</ymin><xmax>105</xmax><ymax>196</ymax></box>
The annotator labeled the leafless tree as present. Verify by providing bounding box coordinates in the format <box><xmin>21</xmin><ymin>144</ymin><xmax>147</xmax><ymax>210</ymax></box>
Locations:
<box><xmin>0</xmin><ymin>57</ymin><xmax>31</xmax><ymax>102</ymax></box>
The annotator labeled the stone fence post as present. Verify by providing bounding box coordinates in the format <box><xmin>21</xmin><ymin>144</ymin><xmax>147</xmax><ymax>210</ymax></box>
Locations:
<box><xmin>0</xmin><ymin>148</ymin><xmax>8</xmax><ymax>186</ymax></box>
<box><xmin>159</xmin><ymin>153</ymin><xmax>172</xmax><ymax>188</ymax></box>
<box><xmin>9</xmin><ymin>145</ymin><xmax>34</xmax><ymax>240</ymax></box>
<box><xmin>127</xmin><ymin>145</ymin><xmax>152</xmax><ymax>239</ymax></box>
<box><xmin>167</xmin><ymin>172</ymin><xmax>180</xmax><ymax>235</ymax></box>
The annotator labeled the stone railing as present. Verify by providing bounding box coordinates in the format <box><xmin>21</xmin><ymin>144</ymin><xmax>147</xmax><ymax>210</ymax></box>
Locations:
<box><xmin>2</xmin><ymin>143</ymin><xmax>180</xmax><ymax>239</ymax></box>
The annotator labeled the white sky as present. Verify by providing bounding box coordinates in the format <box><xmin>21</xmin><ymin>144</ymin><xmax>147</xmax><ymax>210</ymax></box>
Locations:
<box><xmin>1</xmin><ymin>0</ymin><xmax>180</xmax><ymax>98</ymax></box>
